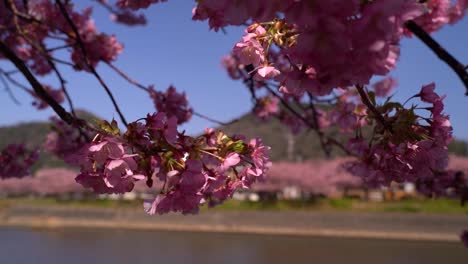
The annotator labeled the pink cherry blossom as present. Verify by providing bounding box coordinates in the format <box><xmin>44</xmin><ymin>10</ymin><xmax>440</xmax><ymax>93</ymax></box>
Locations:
<box><xmin>179</xmin><ymin>159</ymin><xmax>206</xmax><ymax>193</ymax></box>
<box><xmin>148</xmin><ymin>85</ymin><xmax>193</xmax><ymax>124</ymax></box>
<box><xmin>76</xmin><ymin>137</ymin><xmax>144</xmax><ymax>194</ymax></box>
<box><xmin>254</xmin><ymin>65</ymin><xmax>280</xmax><ymax>80</ymax></box>
<box><xmin>253</xmin><ymin>96</ymin><xmax>279</xmax><ymax>120</ymax></box>
<box><xmin>117</xmin><ymin>0</ymin><xmax>167</xmax><ymax>10</ymax></box>
<box><xmin>372</xmin><ymin>77</ymin><xmax>398</xmax><ymax>97</ymax></box>
<box><xmin>233</xmin><ymin>33</ymin><xmax>265</xmax><ymax>67</ymax></box>
<box><xmin>110</xmin><ymin>11</ymin><xmax>147</xmax><ymax>26</ymax></box>
<box><xmin>219</xmin><ymin>153</ymin><xmax>241</xmax><ymax>172</ymax></box>
<box><xmin>146</xmin><ymin>112</ymin><xmax>178</xmax><ymax>145</ymax></box>
<box><xmin>419</xmin><ymin>83</ymin><xmax>440</xmax><ymax>103</ymax></box>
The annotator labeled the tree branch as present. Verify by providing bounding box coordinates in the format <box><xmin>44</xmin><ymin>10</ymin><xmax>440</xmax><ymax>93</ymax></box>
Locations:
<box><xmin>356</xmin><ymin>85</ymin><xmax>393</xmax><ymax>133</ymax></box>
<box><xmin>405</xmin><ymin>20</ymin><xmax>468</xmax><ymax>96</ymax></box>
<box><xmin>0</xmin><ymin>41</ymin><xmax>75</xmax><ymax>125</ymax></box>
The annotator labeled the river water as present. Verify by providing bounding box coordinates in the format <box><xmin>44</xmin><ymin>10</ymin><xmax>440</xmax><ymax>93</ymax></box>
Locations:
<box><xmin>0</xmin><ymin>227</ymin><xmax>466</xmax><ymax>264</ymax></box>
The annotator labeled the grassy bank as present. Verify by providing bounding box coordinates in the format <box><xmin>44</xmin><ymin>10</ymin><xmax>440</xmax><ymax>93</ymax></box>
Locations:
<box><xmin>1</xmin><ymin>197</ymin><xmax>468</xmax><ymax>215</ymax></box>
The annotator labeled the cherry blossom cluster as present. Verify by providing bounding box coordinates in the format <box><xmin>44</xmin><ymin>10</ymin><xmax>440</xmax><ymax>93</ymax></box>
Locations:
<box><xmin>223</xmin><ymin>44</ymin><xmax>458</xmax><ymax>197</ymax></box>
<box><xmin>195</xmin><ymin>0</ymin><xmax>467</xmax><ymax>96</ymax></box>
<box><xmin>148</xmin><ymin>85</ymin><xmax>193</xmax><ymax>125</ymax></box>
<box><xmin>203</xmin><ymin>0</ymin><xmax>460</xmax><ymax>209</ymax></box>
<box><xmin>73</xmin><ymin>113</ymin><xmax>270</xmax><ymax>214</ymax></box>
<box><xmin>410</xmin><ymin>0</ymin><xmax>468</xmax><ymax>33</ymax></box>
<box><xmin>76</xmin><ymin>135</ymin><xmax>145</xmax><ymax>194</ymax></box>
<box><xmin>0</xmin><ymin>144</ymin><xmax>39</xmax><ymax>179</ymax></box>
<box><xmin>212</xmin><ymin>0</ymin><xmax>466</xmax><ymax>137</ymax></box>
<box><xmin>253</xmin><ymin>96</ymin><xmax>279</xmax><ymax>121</ymax></box>
<box><xmin>345</xmin><ymin>83</ymin><xmax>453</xmax><ymax>191</ymax></box>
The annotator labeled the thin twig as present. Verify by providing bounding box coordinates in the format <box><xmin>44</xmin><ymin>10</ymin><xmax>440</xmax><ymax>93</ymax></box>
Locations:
<box><xmin>0</xmin><ymin>68</ymin><xmax>33</xmax><ymax>93</ymax></box>
<box><xmin>193</xmin><ymin>111</ymin><xmax>239</xmax><ymax>126</ymax></box>
<box><xmin>35</xmin><ymin>41</ymin><xmax>78</xmax><ymax>119</ymax></box>
<box><xmin>106</xmin><ymin>62</ymin><xmax>150</xmax><ymax>92</ymax></box>
<box><xmin>45</xmin><ymin>43</ymin><xmax>74</xmax><ymax>52</ymax></box>
<box><xmin>263</xmin><ymin>83</ymin><xmax>315</xmax><ymax>128</ymax></box>
<box><xmin>0</xmin><ymin>71</ymin><xmax>21</xmax><ymax>105</ymax></box>
<box><xmin>405</xmin><ymin>20</ymin><xmax>468</xmax><ymax>96</ymax></box>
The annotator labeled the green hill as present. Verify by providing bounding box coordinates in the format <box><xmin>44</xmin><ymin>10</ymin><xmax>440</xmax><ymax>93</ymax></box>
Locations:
<box><xmin>217</xmin><ymin>114</ymin><xmax>343</xmax><ymax>161</ymax></box>
<box><xmin>217</xmin><ymin>113</ymin><xmax>468</xmax><ymax>161</ymax></box>
<box><xmin>0</xmin><ymin>110</ymin><xmax>99</xmax><ymax>171</ymax></box>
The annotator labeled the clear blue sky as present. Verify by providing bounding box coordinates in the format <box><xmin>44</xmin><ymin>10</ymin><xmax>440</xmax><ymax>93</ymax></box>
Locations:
<box><xmin>0</xmin><ymin>0</ymin><xmax>467</xmax><ymax>140</ymax></box>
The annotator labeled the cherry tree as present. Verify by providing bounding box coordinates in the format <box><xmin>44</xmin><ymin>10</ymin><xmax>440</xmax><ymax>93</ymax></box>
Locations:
<box><xmin>261</xmin><ymin>159</ymin><xmax>362</xmax><ymax>196</ymax></box>
<box><xmin>0</xmin><ymin>0</ymin><xmax>467</xmax><ymax>243</ymax></box>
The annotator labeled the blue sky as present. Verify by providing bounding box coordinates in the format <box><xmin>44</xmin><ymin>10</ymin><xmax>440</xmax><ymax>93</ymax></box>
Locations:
<box><xmin>0</xmin><ymin>0</ymin><xmax>467</xmax><ymax>140</ymax></box>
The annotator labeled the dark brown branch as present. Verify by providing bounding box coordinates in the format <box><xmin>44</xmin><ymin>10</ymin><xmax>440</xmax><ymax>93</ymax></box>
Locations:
<box><xmin>55</xmin><ymin>0</ymin><xmax>128</xmax><ymax>126</ymax></box>
<box><xmin>307</xmin><ymin>92</ymin><xmax>331</xmax><ymax>157</ymax></box>
<box><xmin>0</xmin><ymin>41</ymin><xmax>75</xmax><ymax>125</ymax></box>
<box><xmin>356</xmin><ymin>85</ymin><xmax>393</xmax><ymax>133</ymax></box>
<box><xmin>405</xmin><ymin>20</ymin><xmax>468</xmax><ymax>96</ymax></box>
<box><xmin>0</xmin><ymin>42</ymin><xmax>100</xmax><ymax>138</ymax></box>
<box><xmin>45</xmin><ymin>43</ymin><xmax>73</xmax><ymax>53</ymax></box>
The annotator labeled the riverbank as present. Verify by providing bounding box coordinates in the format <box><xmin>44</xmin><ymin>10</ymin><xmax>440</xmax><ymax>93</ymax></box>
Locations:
<box><xmin>0</xmin><ymin>203</ymin><xmax>466</xmax><ymax>243</ymax></box>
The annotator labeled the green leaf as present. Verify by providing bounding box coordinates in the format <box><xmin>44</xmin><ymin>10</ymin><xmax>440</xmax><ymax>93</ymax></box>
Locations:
<box><xmin>367</xmin><ymin>91</ymin><xmax>376</xmax><ymax>105</ymax></box>
<box><xmin>97</xmin><ymin>119</ymin><xmax>120</xmax><ymax>135</ymax></box>
<box><xmin>379</xmin><ymin>102</ymin><xmax>403</xmax><ymax>114</ymax></box>
<box><xmin>231</xmin><ymin>140</ymin><xmax>246</xmax><ymax>153</ymax></box>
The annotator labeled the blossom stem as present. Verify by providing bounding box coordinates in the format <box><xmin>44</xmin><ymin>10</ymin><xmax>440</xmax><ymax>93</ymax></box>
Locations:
<box><xmin>106</xmin><ymin>62</ymin><xmax>150</xmax><ymax>92</ymax></box>
<box><xmin>356</xmin><ymin>85</ymin><xmax>393</xmax><ymax>133</ymax></box>
<box><xmin>197</xmin><ymin>148</ymin><xmax>224</xmax><ymax>161</ymax></box>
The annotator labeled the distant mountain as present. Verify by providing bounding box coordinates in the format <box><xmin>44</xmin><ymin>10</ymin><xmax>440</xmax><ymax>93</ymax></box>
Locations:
<box><xmin>217</xmin><ymin>114</ymin><xmax>343</xmax><ymax>161</ymax></box>
<box><xmin>0</xmin><ymin>110</ymin><xmax>100</xmax><ymax>171</ymax></box>
<box><xmin>0</xmin><ymin>111</ymin><xmax>466</xmax><ymax>171</ymax></box>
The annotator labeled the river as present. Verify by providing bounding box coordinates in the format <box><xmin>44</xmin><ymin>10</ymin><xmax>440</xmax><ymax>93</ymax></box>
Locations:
<box><xmin>0</xmin><ymin>227</ymin><xmax>466</xmax><ymax>263</ymax></box>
